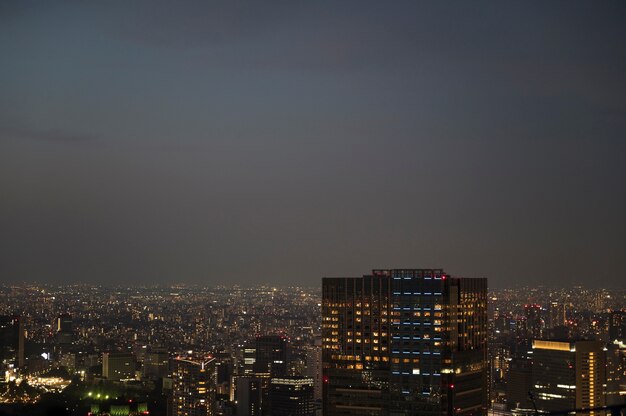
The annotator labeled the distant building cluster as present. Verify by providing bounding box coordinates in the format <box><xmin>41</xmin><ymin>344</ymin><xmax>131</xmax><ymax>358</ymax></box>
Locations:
<box><xmin>0</xmin><ymin>275</ymin><xmax>624</xmax><ymax>415</ymax></box>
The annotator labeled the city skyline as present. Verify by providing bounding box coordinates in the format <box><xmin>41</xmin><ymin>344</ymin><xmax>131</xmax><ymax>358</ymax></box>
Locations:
<box><xmin>2</xmin><ymin>1</ymin><xmax>625</xmax><ymax>288</ymax></box>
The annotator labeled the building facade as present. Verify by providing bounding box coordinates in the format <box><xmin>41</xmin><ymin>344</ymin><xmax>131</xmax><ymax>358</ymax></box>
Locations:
<box><xmin>269</xmin><ymin>376</ymin><xmax>315</xmax><ymax>416</ymax></box>
<box><xmin>254</xmin><ymin>335</ymin><xmax>290</xmax><ymax>377</ymax></box>
<box><xmin>322</xmin><ymin>269</ymin><xmax>488</xmax><ymax>416</ymax></box>
<box><xmin>172</xmin><ymin>357</ymin><xmax>216</xmax><ymax>416</ymax></box>
<box><xmin>305</xmin><ymin>336</ymin><xmax>323</xmax><ymax>403</ymax></box>
<box><xmin>102</xmin><ymin>352</ymin><xmax>136</xmax><ymax>381</ymax></box>
<box><xmin>0</xmin><ymin>315</ymin><xmax>24</xmax><ymax>371</ymax></box>
<box><xmin>531</xmin><ymin>340</ymin><xmax>606</xmax><ymax>416</ymax></box>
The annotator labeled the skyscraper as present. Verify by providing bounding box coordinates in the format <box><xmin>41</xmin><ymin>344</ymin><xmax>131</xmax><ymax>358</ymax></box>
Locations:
<box><xmin>56</xmin><ymin>313</ymin><xmax>73</xmax><ymax>345</ymax></box>
<box><xmin>531</xmin><ymin>340</ymin><xmax>606</xmax><ymax>416</ymax></box>
<box><xmin>305</xmin><ymin>336</ymin><xmax>323</xmax><ymax>403</ymax></box>
<box><xmin>322</xmin><ymin>269</ymin><xmax>488</xmax><ymax>416</ymax></box>
<box><xmin>254</xmin><ymin>335</ymin><xmax>290</xmax><ymax>377</ymax></box>
<box><xmin>0</xmin><ymin>315</ymin><xmax>25</xmax><ymax>371</ymax></box>
<box><xmin>608</xmin><ymin>311</ymin><xmax>626</xmax><ymax>343</ymax></box>
<box><xmin>524</xmin><ymin>304</ymin><xmax>543</xmax><ymax>340</ymax></box>
<box><xmin>269</xmin><ymin>376</ymin><xmax>315</xmax><ymax>416</ymax></box>
<box><xmin>548</xmin><ymin>302</ymin><xmax>567</xmax><ymax>329</ymax></box>
<box><xmin>236</xmin><ymin>375</ymin><xmax>263</xmax><ymax>416</ymax></box>
<box><xmin>172</xmin><ymin>357</ymin><xmax>216</xmax><ymax>416</ymax></box>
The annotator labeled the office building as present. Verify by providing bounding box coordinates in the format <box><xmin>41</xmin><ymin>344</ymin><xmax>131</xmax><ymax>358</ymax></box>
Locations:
<box><xmin>547</xmin><ymin>302</ymin><xmax>567</xmax><ymax>329</ymax></box>
<box><xmin>0</xmin><ymin>315</ymin><xmax>25</xmax><ymax>370</ymax></box>
<box><xmin>172</xmin><ymin>357</ymin><xmax>216</xmax><ymax>416</ymax></box>
<box><xmin>609</xmin><ymin>311</ymin><xmax>626</xmax><ymax>343</ymax></box>
<box><xmin>322</xmin><ymin>269</ymin><xmax>488</xmax><ymax>416</ymax></box>
<box><xmin>254</xmin><ymin>335</ymin><xmax>290</xmax><ymax>377</ymax></box>
<box><xmin>142</xmin><ymin>347</ymin><xmax>169</xmax><ymax>380</ymax></box>
<box><xmin>236</xmin><ymin>375</ymin><xmax>263</xmax><ymax>416</ymax></box>
<box><xmin>102</xmin><ymin>352</ymin><xmax>136</xmax><ymax>381</ymax></box>
<box><xmin>238</xmin><ymin>342</ymin><xmax>256</xmax><ymax>375</ymax></box>
<box><xmin>606</xmin><ymin>340</ymin><xmax>626</xmax><ymax>406</ymax></box>
<box><xmin>305</xmin><ymin>336</ymin><xmax>323</xmax><ymax>402</ymax></box>
<box><xmin>524</xmin><ymin>305</ymin><xmax>543</xmax><ymax>340</ymax></box>
<box><xmin>56</xmin><ymin>313</ymin><xmax>73</xmax><ymax>345</ymax></box>
<box><xmin>531</xmin><ymin>340</ymin><xmax>606</xmax><ymax>416</ymax></box>
<box><xmin>269</xmin><ymin>376</ymin><xmax>315</xmax><ymax>416</ymax></box>
<box><xmin>505</xmin><ymin>356</ymin><xmax>533</xmax><ymax>411</ymax></box>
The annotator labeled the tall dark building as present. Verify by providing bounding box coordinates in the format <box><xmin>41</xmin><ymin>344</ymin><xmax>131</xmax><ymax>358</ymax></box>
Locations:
<box><xmin>322</xmin><ymin>269</ymin><xmax>488</xmax><ymax>416</ymax></box>
<box><xmin>236</xmin><ymin>375</ymin><xmax>264</xmax><ymax>416</ymax></box>
<box><xmin>547</xmin><ymin>302</ymin><xmax>566</xmax><ymax>329</ymax></box>
<box><xmin>609</xmin><ymin>311</ymin><xmax>626</xmax><ymax>343</ymax></box>
<box><xmin>524</xmin><ymin>304</ymin><xmax>543</xmax><ymax>340</ymax></box>
<box><xmin>269</xmin><ymin>376</ymin><xmax>315</xmax><ymax>416</ymax></box>
<box><xmin>142</xmin><ymin>346</ymin><xmax>169</xmax><ymax>380</ymax></box>
<box><xmin>505</xmin><ymin>356</ymin><xmax>533</xmax><ymax>411</ymax></box>
<box><xmin>0</xmin><ymin>315</ymin><xmax>25</xmax><ymax>370</ymax></box>
<box><xmin>56</xmin><ymin>313</ymin><xmax>73</xmax><ymax>345</ymax></box>
<box><xmin>606</xmin><ymin>340</ymin><xmax>626</xmax><ymax>406</ymax></box>
<box><xmin>254</xmin><ymin>335</ymin><xmax>290</xmax><ymax>377</ymax></box>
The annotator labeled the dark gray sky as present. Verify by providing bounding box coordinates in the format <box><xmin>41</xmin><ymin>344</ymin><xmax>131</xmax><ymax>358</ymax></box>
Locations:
<box><xmin>1</xmin><ymin>1</ymin><xmax>625</xmax><ymax>288</ymax></box>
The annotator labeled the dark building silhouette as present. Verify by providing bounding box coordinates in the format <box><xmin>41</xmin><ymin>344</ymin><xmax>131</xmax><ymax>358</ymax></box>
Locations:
<box><xmin>322</xmin><ymin>269</ymin><xmax>488</xmax><ymax>416</ymax></box>
<box><xmin>55</xmin><ymin>313</ymin><xmax>73</xmax><ymax>345</ymax></box>
<box><xmin>102</xmin><ymin>352</ymin><xmax>136</xmax><ymax>380</ymax></box>
<box><xmin>606</xmin><ymin>340</ymin><xmax>626</xmax><ymax>406</ymax></box>
<box><xmin>254</xmin><ymin>335</ymin><xmax>290</xmax><ymax>377</ymax></box>
<box><xmin>524</xmin><ymin>304</ymin><xmax>543</xmax><ymax>340</ymax></box>
<box><xmin>236</xmin><ymin>375</ymin><xmax>263</xmax><ymax>416</ymax></box>
<box><xmin>142</xmin><ymin>346</ymin><xmax>169</xmax><ymax>380</ymax></box>
<box><xmin>506</xmin><ymin>356</ymin><xmax>533</xmax><ymax>410</ymax></box>
<box><xmin>269</xmin><ymin>376</ymin><xmax>315</xmax><ymax>416</ymax></box>
<box><xmin>0</xmin><ymin>315</ymin><xmax>25</xmax><ymax>370</ymax></box>
<box><xmin>548</xmin><ymin>302</ymin><xmax>567</xmax><ymax>329</ymax></box>
<box><xmin>609</xmin><ymin>311</ymin><xmax>626</xmax><ymax>343</ymax></box>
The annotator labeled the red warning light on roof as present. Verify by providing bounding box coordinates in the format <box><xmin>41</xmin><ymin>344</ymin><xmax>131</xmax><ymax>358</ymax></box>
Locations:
<box><xmin>449</xmin><ymin>384</ymin><xmax>455</xmax><ymax>389</ymax></box>
<box><xmin>323</xmin><ymin>375</ymin><xmax>329</xmax><ymax>384</ymax></box>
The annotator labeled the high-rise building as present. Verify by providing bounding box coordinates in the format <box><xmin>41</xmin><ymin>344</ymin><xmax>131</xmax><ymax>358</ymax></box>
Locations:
<box><xmin>254</xmin><ymin>335</ymin><xmax>290</xmax><ymax>377</ymax></box>
<box><xmin>0</xmin><ymin>315</ymin><xmax>25</xmax><ymax>370</ymax></box>
<box><xmin>606</xmin><ymin>340</ymin><xmax>626</xmax><ymax>406</ymax></box>
<box><xmin>531</xmin><ymin>340</ymin><xmax>607</xmax><ymax>416</ymax></box>
<box><xmin>102</xmin><ymin>352</ymin><xmax>136</xmax><ymax>381</ymax></box>
<box><xmin>269</xmin><ymin>376</ymin><xmax>315</xmax><ymax>416</ymax></box>
<box><xmin>142</xmin><ymin>347</ymin><xmax>169</xmax><ymax>380</ymax></box>
<box><xmin>238</xmin><ymin>342</ymin><xmax>256</xmax><ymax>375</ymax></box>
<box><xmin>524</xmin><ymin>304</ymin><xmax>543</xmax><ymax>340</ymax></box>
<box><xmin>172</xmin><ymin>357</ymin><xmax>216</xmax><ymax>416</ymax></box>
<box><xmin>608</xmin><ymin>311</ymin><xmax>626</xmax><ymax>343</ymax></box>
<box><xmin>505</xmin><ymin>356</ymin><xmax>533</xmax><ymax>411</ymax></box>
<box><xmin>322</xmin><ymin>269</ymin><xmax>488</xmax><ymax>416</ymax></box>
<box><xmin>305</xmin><ymin>336</ymin><xmax>323</xmax><ymax>403</ymax></box>
<box><xmin>236</xmin><ymin>375</ymin><xmax>263</xmax><ymax>416</ymax></box>
<box><xmin>56</xmin><ymin>313</ymin><xmax>73</xmax><ymax>345</ymax></box>
<box><xmin>548</xmin><ymin>302</ymin><xmax>567</xmax><ymax>329</ymax></box>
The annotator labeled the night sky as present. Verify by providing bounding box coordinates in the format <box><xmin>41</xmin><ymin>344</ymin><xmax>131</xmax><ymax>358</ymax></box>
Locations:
<box><xmin>1</xmin><ymin>1</ymin><xmax>625</xmax><ymax>287</ymax></box>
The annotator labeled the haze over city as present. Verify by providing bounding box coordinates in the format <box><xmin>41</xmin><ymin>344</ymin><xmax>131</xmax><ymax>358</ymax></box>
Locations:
<box><xmin>1</xmin><ymin>1</ymin><xmax>625</xmax><ymax>287</ymax></box>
